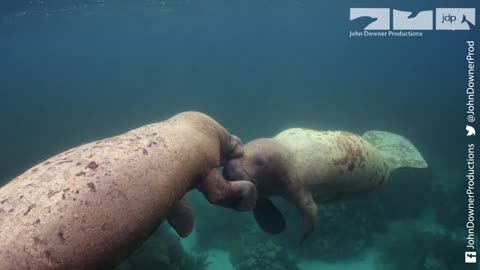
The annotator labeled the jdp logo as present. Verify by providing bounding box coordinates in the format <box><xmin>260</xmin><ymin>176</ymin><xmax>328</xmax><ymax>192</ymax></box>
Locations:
<box><xmin>350</xmin><ymin>8</ymin><xmax>475</xmax><ymax>31</ymax></box>
<box><xmin>437</xmin><ymin>8</ymin><xmax>476</xmax><ymax>30</ymax></box>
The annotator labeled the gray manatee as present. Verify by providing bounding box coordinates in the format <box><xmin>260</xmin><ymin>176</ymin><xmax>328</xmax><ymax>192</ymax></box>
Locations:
<box><xmin>224</xmin><ymin>128</ymin><xmax>427</xmax><ymax>244</ymax></box>
<box><xmin>0</xmin><ymin>111</ymin><xmax>256</xmax><ymax>270</ymax></box>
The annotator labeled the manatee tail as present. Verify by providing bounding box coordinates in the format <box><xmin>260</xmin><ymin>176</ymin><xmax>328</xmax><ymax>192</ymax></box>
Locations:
<box><xmin>363</xmin><ymin>131</ymin><xmax>428</xmax><ymax>173</ymax></box>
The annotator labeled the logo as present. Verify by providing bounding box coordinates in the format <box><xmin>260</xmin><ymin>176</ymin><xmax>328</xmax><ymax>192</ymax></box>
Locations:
<box><xmin>349</xmin><ymin>8</ymin><xmax>475</xmax><ymax>37</ymax></box>
<box><xmin>465</xmin><ymin>251</ymin><xmax>477</xmax><ymax>263</ymax></box>
<box><xmin>436</xmin><ymin>8</ymin><xmax>476</xmax><ymax>30</ymax></box>
<box><xmin>350</xmin><ymin>8</ymin><xmax>390</xmax><ymax>30</ymax></box>
<box><xmin>466</xmin><ymin>125</ymin><xmax>476</xmax><ymax>136</ymax></box>
<box><xmin>393</xmin><ymin>9</ymin><xmax>433</xmax><ymax>30</ymax></box>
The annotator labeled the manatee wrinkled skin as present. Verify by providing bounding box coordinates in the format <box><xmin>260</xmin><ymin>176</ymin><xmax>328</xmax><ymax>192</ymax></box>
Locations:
<box><xmin>0</xmin><ymin>111</ymin><xmax>256</xmax><ymax>270</ymax></box>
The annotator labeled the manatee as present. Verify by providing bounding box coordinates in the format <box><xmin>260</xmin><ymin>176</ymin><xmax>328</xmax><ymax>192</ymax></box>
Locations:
<box><xmin>0</xmin><ymin>111</ymin><xmax>256</xmax><ymax>270</ymax></box>
<box><xmin>224</xmin><ymin>128</ymin><xmax>427</xmax><ymax>244</ymax></box>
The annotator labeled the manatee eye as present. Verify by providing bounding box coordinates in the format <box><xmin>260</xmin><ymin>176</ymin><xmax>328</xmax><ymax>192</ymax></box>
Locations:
<box><xmin>254</xmin><ymin>156</ymin><xmax>266</xmax><ymax>167</ymax></box>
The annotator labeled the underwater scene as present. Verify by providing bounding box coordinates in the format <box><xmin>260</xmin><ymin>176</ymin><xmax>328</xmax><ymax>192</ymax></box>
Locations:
<box><xmin>0</xmin><ymin>1</ymin><xmax>478</xmax><ymax>270</ymax></box>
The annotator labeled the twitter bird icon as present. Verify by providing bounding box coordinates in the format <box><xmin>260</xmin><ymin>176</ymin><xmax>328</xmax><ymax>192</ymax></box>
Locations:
<box><xmin>466</xmin><ymin>125</ymin><xmax>476</xmax><ymax>136</ymax></box>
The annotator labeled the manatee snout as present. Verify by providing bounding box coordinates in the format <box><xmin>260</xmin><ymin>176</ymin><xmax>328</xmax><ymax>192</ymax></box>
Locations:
<box><xmin>223</xmin><ymin>135</ymin><xmax>244</xmax><ymax>161</ymax></box>
<box><xmin>223</xmin><ymin>157</ymin><xmax>257</xmax><ymax>211</ymax></box>
<box><xmin>224</xmin><ymin>141</ymin><xmax>269</xmax><ymax>185</ymax></box>
<box><xmin>224</xmin><ymin>158</ymin><xmax>248</xmax><ymax>181</ymax></box>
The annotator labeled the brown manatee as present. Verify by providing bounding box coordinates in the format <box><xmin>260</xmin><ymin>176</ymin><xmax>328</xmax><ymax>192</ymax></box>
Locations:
<box><xmin>0</xmin><ymin>111</ymin><xmax>256</xmax><ymax>270</ymax></box>
<box><xmin>224</xmin><ymin>128</ymin><xmax>427</xmax><ymax>244</ymax></box>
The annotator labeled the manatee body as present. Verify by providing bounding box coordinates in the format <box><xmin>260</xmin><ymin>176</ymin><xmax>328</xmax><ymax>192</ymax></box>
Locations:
<box><xmin>224</xmin><ymin>128</ymin><xmax>428</xmax><ymax>243</ymax></box>
<box><xmin>0</xmin><ymin>112</ymin><xmax>256</xmax><ymax>270</ymax></box>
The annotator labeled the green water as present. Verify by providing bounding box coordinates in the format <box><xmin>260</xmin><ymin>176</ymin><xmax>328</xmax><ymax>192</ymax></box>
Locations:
<box><xmin>0</xmin><ymin>1</ymin><xmax>478</xmax><ymax>269</ymax></box>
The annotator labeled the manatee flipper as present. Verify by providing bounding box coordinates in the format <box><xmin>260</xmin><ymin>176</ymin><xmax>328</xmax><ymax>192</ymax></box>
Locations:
<box><xmin>197</xmin><ymin>169</ymin><xmax>257</xmax><ymax>211</ymax></box>
<box><xmin>253</xmin><ymin>197</ymin><xmax>286</xmax><ymax>234</ymax></box>
<box><xmin>167</xmin><ymin>197</ymin><xmax>194</xmax><ymax>238</ymax></box>
<box><xmin>296</xmin><ymin>192</ymin><xmax>318</xmax><ymax>245</ymax></box>
<box><xmin>363</xmin><ymin>131</ymin><xmax>428</xmax><ymax>171</ymax></box>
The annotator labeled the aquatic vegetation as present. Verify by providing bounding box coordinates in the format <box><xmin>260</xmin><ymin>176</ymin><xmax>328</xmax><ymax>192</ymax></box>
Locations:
<box><xmin>195</xmin><ymin>194</ymin><xmax>386</xmax><ymax>263</ymax></box>
<box><xmin>180</xmin><ymin>253</ymin><xmax>211</xmax><ymax>270</ymax></box>
<box><xmin>192</xmin><ymin>191</ymin><xmax>254</xmax><ymax>251</ymax></box>
<box><xmin>116</xmin><ymin>225</ymin><xmax>210</xmax><ymax>270</ymax></box>
<box><xmin>377</xmin><ymin>222</ymin><xmax>466</xmax><ymax>270</ymax></box>
<box><xmin>230</xmin><ymin>240</ymin><xmax>301</xmax><ymax>270</ymax></box>
<box><xmin>294</xmin><ymin>197</ymin><xmax>386</xmax><ymax>261</ymax></box>
<box><xmin>431</xmin><ymin>171</ymin><xmax>468</xmax><ymax>231</ymax></box>
<box><xmin>378</xmin><ymin>167</ymin><xmax>433</xmax><ymax>220</ymax></box>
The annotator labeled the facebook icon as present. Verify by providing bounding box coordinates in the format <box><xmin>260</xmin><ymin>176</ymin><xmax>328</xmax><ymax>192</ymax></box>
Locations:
<box><xmin>465</xmin><ymin>252</ymin><xmax>477</xmax><ymax>263</ymax></box>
